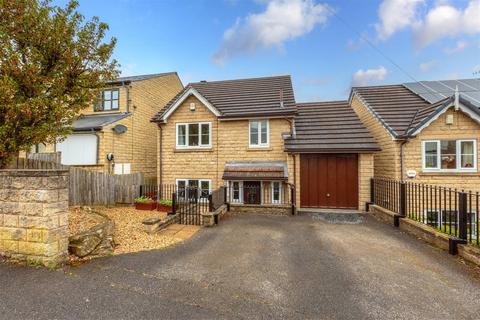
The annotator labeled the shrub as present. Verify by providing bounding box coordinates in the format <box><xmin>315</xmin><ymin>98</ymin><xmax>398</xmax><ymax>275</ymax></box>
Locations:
<box><xmin>134</xmin><ymin>196</ymin><xmax>154</xmax><ymax>204</ymax></box>
<box><xmin>158</xmin><ymin>199</ymin><xmax>172</xmax><ymax>206</ymax></box>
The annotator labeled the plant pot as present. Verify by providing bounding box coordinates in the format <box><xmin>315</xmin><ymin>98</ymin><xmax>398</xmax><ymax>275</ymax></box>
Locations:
<box><xmin>157</xmin><ymin>204</ymin><xmax>172</xmax><ymax>212</ymax></box>
<box><xmin>135</xmin><ymin>202</ymin><xmax>157</xmax><ymax>210</ymax></box>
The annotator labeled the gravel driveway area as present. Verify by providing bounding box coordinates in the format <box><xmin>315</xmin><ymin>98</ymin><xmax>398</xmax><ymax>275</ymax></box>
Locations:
<box><xmin>0</xmin><ymin>213</ymin><xmax>479</xmax><ymax>319</ymax></box>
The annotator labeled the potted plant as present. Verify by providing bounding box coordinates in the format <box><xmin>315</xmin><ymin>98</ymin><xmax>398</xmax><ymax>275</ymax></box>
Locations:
<box><xmin>134</xmin><ymin>196</ymin><xmax>157</xmax><ymax>210</ymax></box>
<box><xmin>157</xmin><ymin>199</ymin><xmax>173</xmax><ymax>212</ymax></box>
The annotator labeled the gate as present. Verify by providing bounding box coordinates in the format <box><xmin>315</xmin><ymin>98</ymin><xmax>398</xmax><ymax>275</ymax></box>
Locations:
<box><xmin>173</xmin><ymin>187</ymin><xmax>208</xmax><ymax>225</ymax></box>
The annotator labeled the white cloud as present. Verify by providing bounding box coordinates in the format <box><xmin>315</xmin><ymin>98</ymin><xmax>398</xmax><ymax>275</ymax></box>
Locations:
<box><xmin>413</xmin><ymin>0</ymin><xmax>480</xmax><ymax>48</ymax></box>
<box><xmin>375</xmin><ymin>0</ymin><xmax>424</xmax><ymax>40</ymax></box>
<box><xmin>213</xmin><ymin>0</ymin><xmax>333</xmax><ymax>64</ymax></box>
<box><xmin>352</xmin><ymin>66</ymin><xmax>388</xmax><ymax>86</ymax></box>
<box><xmin>419</xmin><ymin>60</ymin><xmax>437</xmax><ymax>72</ymax></box>
<box><xmin>444</xmin><ymin>40</ymin><xmax>469</xmax><ymax>54</ymax></box>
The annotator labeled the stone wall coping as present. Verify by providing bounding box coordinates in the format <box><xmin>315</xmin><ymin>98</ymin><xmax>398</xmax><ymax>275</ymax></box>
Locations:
<box><xmin>0</xmin><ymin>169</ymin><xmax>69</xmax><ymax>177</ymax></box>
<box><xmin>230</xmin><ymin>203</ymin><xmax>290</xmax><ymax>209</ymax></box>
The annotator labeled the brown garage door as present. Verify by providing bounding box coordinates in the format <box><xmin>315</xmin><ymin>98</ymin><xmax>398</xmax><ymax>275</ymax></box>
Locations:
<box><xmin>300</xmin><ymin>154</ymin><xmax>358</xmax><ymax>209</ymax></box>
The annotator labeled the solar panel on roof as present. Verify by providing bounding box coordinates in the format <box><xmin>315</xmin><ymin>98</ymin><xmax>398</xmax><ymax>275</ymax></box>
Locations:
<box><xmin>404</xmin><ymin>78</ymin><xmax>480</xmax><ymax>107</ymax></box>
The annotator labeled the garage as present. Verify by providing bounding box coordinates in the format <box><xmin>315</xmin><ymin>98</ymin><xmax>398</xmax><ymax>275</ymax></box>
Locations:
<box><xmin>56</xmin><ymin>134</ymin><xmax>98</xmax><ymax>165</ymax></box>
<box><xmin>300</xmin><ymin>154</ymin><xmax>358</xmax><ymax>209</ymax></box>
<box><xmin>284</xmin><ymin>101</ymin><xmax>380</xmax><ymax>210</ymax></box>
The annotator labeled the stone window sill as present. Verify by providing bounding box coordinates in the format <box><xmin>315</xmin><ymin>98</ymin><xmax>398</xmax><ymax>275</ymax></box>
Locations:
<box><xmin>174</xmin><ymin>148</ymin><xmax>214</xmax><ymax>153</ymax></box>
<box><xmin>419</xmin><ymin>172</ymin><xmax>480</xmax><ymax>177</ymax></box>
<box><xmin>247</xmin><ymin>147</ymin><xmax>273</xmax><ymax>152</ymax></box>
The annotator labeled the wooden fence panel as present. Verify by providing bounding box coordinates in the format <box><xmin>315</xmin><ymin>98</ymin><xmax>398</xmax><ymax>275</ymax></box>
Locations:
<box><xmin>7</xmin><ymin>156</ymin><xmax>145</xmax><ymax>206</ymax></box>
<box><xmin>68</xmin><ymin>168</ymin><xmax>144</xmax><ymax>206</ymax></box>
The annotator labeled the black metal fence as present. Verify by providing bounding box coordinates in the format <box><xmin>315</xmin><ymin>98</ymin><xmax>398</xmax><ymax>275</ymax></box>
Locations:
<box><xmin>173</xmin><ymin>187</ymin><xmax>210</xmax><ymax>225</ymax></box>
<box><xmin>371</xmin><ymin>178</ymin><xmax>479</xmax><ymax>247</ymax></box>
<box><xmin>138</xmin><ymin>185</ymin><xmax>229</xmax><ymax>226</ymax></box>
<box><xmin>139</xmin><ymin>184</ymin><xmax>177</xmax><ymax>202</ymax></box>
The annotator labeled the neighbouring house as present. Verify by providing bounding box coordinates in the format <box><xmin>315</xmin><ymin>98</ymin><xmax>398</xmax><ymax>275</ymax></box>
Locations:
<box><xmin>350</xmin><ymin>78</ymin><xmax>480</xmax><ymax>191</ymax></box>
<box><xmin>152</xmin><ymin>75</ymin><xmax>379</xmax><ymax>211</ymax></box>
<box><xmin>32</xmin><ymin>72</ymin><xmax>183</xmax><ymax>179</ymax></box>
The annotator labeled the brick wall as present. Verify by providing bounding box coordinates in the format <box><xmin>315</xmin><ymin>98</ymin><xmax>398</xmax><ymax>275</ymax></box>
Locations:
<box><xmin>403</xmin><ymin>107</ymin><xmax>480</xmax><ymax>192</ymax></box>
<box><xmin>350</xmin><ymin>95</ymin><xmax>401</xmax><ymax>179</ymax></box>
<box><xmin>0</xmin><ymin>169</ymin><xmax>69</xmax><ymax>267</ymax></box>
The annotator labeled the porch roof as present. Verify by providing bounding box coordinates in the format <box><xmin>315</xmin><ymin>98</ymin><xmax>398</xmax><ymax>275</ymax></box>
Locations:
<box><xmin>223</xmin><ymin>162</ymin><xmax>288</xmax><ymax>181</ymax></box>
<box><xmin>72</xmin><ymin>112</ymin><xmax>132</xmax><ymax>131</ymax></box>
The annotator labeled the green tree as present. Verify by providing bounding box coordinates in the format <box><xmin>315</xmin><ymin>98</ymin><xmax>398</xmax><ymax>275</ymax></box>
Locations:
<box><xmin>0</xmin><ymin>0</ymin><xmax>119</xmax><ymax>168</ymax></box>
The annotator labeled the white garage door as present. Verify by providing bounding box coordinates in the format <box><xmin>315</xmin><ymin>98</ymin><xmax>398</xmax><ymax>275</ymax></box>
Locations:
<box><xmin>56</xmin><ymin>134</ymin><xmax>98</xmax><ymax>165</ymax></box>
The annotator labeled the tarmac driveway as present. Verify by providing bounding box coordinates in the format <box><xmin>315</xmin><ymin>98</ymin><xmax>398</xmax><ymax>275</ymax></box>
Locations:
<box><xmin>0</xmin><ymin>213</ymin><xmax>479</xmax><ymax>320</ymax></box>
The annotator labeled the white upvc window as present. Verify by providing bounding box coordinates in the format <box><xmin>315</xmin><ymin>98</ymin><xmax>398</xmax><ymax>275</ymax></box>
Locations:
<box><xmin>176</xmin><ymin>178</ymin><xmax>211</xmax><ymax>199</ymax></box>
<box><xmin>271</xmin><ymin>181</ymin><xmax>282</xmax><ymax>204</ymax></box>
<box><xmin>230</xmin><ymin>181</ymin><xmax>243</xmax><ymax>203</ymax></box>
<box><xmin>423</xmin><ymin>209</ymin><xmax>478</xmax><ymax>237</ymax></box>
<box><xmin>422</xmin><ymin>139</ymin><xmax>477</xmax><ymax>172</ymax></box>
<box><xmin>176</xmin><ymin>122</ymin><xmax>211</xmax><ymax>148</ymax></box>
<box><xmin>249</xmin><ymin>120</ymin><xmax>269</xmax><ymax>147</ymax></box>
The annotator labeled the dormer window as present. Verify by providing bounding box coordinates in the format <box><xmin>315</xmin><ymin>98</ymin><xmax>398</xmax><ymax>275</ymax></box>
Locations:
<box><xmin>96</xmin><ymin>89</ymin><xmax>119</xmax><ymax>111</ymax></box>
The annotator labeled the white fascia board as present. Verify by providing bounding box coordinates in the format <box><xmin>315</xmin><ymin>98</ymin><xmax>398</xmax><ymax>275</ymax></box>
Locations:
<box><xmin>162</xmin><ymin>87</ymin><xmax>221</xmax><ymax>122</ymax></box>
<box><xmin>410</xmin><ymin>101</ymin><xmax>480</xmax><ymax>136</ymax></box>
<box><xmin>351</xmin><ymin>90</ymin><xmax>397</xmax><ymax>140</ymax></box>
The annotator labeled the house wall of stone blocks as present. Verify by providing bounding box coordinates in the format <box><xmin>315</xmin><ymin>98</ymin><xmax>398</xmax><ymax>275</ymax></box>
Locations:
<box><xmin>403</xmin><ymin>107</ymin><xmax>480</xmax><ymax>192</ymax></box>
<box><xmin>0</xmin><ymin>169</ymin><xmax>69</xmax><ymax>267</ymax></box>
<box><xmin>157</xmin><ymin>95</ymin><xmax>291</xmax><ymax>189</ymax></box>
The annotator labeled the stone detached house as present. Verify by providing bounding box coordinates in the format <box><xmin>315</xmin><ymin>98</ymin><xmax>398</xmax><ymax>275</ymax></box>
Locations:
<box><xmin>152</xmin><ymin>75</ymin><xmax>379</xmax><ymax>211</ymax></box>
<box><xmin>33</xmin><ymin>73</ymin><xmax>183</xmax><ymax>179</ymax></box>
<box><xmin>350</xmin><ymin>78</ymin><xmax>480</xmax><ymax>192</ymax></box>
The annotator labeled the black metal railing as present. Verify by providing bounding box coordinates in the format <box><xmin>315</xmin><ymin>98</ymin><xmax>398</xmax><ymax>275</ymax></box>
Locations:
<box><xmin>371</xmin><ymin>178</ymin><xmax>479</xmax><ymax>246</ymax></box>
<box><xmin>372</xmin><ymin>178</ymin><xmax>402</xmax><ymax>214</ymax></box>
<box><xmin>139</xmin><ymin>184</ymin><xmax>177</xmax><ymax>202</ymax></box>
<box><xmin>172</xmin><ymin>187</ymin><xmax>209</xmax><ymax>225</ymax></box>
<box><xmin>225</xmin><ymin>183</ymin><xmax>293</xmax><ymax>206</ymax></box>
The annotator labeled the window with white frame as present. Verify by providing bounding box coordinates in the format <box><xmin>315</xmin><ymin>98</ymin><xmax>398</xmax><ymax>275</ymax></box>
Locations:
<box><xmin>271</xmin><ymin>181</ymin><xmax>282</xmax><ymax>204</ymax></box>
<box><xmin>249</xmin><ymin>120</ymin><xmax>269</xmax><ymax>147</ymax></box>
<box><xmin>176</xmin><ymin>179</ymin><xmax>211</xmax><ymax>199</ymax></box>
<box><xmin>176</xmin><ymin>122</ymin><xmax>211</xmax><ymax>148</ymax></box>
<box><xmin>231</xmin><ymin>181</ymin><xmax>243</xmax><ymax>203</ymax></box>
<box><xmin>422</xmin><ymin>140</ymin><xmax>477</xmax><ymax>172</ymax></box>
<box><xmin>423</xmin><ymin>209</ymin><xmax>478</xmax><ymax>237</ymax></box>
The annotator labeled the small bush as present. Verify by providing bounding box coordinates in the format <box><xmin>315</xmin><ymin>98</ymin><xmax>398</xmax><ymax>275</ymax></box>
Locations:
<box><xmin>159</xmin><ymin>199</ymin><xmax>172</xmax><ymax>206</ymax></box>
<box><xmin>134</xmin><ymin>196</ymin><xmax>154</xmax><ymax>204</ymax></box>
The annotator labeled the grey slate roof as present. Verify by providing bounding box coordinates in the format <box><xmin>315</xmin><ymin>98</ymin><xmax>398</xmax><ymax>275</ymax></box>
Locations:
<box><xmin>107</xmin><ymin>72</ymin><xmax>178</xmax><ymax>84</ymax></box>
<box><xmin>284</xmin><ymin>101</ymin><xmax>380</xmax><ymax>153</ymax></box>
<box><xmin>352</xmin><ymin>78</ymin><xmax>480</xmax><ymax>138</ymax></box>
<box><xmin>404</xmin><ymin>79</ymin><xmax>480</xmax><ymax>107</ymax></box>
<box><xmin>72</xmin><ymin>113</ymin><xmax>132</xmax><ymax>131</ymax></box>
<box><xmin>352</xmin><ymin>85</ymin><xmax>431</xmax><ymax>137</ymax></box>
<box><xmin>153</xmin><ymin>75</ymin><xmax>297</xmax><ymax>121</ymax></box>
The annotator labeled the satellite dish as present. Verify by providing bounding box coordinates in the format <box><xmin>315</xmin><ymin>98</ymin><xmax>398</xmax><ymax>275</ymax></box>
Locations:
<box><xmin>113</xmin><ymin>124</ymin><xmax>128</xmax><ymax>134</ymax></box>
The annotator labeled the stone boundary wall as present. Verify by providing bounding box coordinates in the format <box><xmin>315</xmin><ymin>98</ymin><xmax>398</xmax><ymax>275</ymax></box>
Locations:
<box><xmin>369</xmin><ymin>204</ymin><xmax>480</xmax><ymax>266</ymax></box>
<box><xmin>0</xmin><ymin>169</ymin><xmax>69</xmax><ymax>267</ymax></box>
<box><xmin>230</xmin><ymin>204</ymin><xmax>292</xmax><ymax>216</ymax></box>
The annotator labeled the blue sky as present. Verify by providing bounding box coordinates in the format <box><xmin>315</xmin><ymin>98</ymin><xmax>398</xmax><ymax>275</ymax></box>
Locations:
<box><xmin>60</xmin><ymin>0</ymin><xmax>479</xmax><ymax>102</ymax></box>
